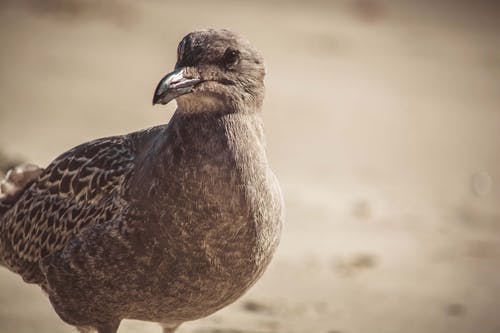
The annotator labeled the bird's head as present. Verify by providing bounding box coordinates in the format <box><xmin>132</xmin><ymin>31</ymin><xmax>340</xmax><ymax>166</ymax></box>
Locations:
<box><xmin>153</xmin><ymin>29</ymin><xmax>265</xmax><ymax>113</ymax></box>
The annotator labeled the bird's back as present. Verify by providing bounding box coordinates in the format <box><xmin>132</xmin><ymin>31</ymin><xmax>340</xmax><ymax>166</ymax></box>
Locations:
<box><xmin>0</xmin><ymin>126</ymin><xmax>163</xmax><ymax>284</ymax></box>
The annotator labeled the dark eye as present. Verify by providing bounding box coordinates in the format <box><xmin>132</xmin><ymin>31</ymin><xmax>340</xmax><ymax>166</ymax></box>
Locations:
<box><xmin>222</xmin><ymin>48</ymin><xmax>240</xmax><ymax>68</ymax></box>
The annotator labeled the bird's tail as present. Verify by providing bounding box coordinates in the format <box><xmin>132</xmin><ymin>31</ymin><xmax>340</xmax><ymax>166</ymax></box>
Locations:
<box><xmin>0</xmin><ymin>163</ymin><xmax>43</xmax><ymax>220</ymax></box>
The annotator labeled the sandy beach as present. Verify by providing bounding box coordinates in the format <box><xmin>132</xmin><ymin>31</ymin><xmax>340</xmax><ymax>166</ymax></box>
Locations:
<box><xmin>1</xmin><ymin>1</ymin><xmax>499</xmax><ymax>332</ymax></box>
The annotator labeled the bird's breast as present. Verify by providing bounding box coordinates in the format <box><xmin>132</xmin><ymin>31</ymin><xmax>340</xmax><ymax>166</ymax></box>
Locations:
<box><xmin>134</xmin><ymin>160</ymin><xmax>282</xmax><ymax>321</ymax></box>
<box><xmin>124</xmin><ymin>114</ymin><xmax>283</xmax><ymax>321</ymax></box>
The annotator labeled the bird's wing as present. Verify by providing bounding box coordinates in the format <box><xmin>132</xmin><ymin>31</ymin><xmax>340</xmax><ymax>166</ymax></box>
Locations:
<box><xmin>0</xmin><ymin>134</ymin><xmax>138</xmax><ymax>284</ymax></box>
<box><xmin>39</xmin><ymin>212</ymin><xmax>162</xmax><ymax>325</ymax></box>
<box><xmin>40</xmin><ymin>217</ymin><xmax>140</xmax><ymax>325</ymax></box>
<box><xmin>0</xmin><ymin>164</ymin><xmax>44</xmax><ymax>218</ymax></box>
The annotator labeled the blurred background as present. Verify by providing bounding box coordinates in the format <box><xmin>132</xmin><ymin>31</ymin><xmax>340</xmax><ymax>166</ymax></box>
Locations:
<box><xmin>0</xmin><ymin>0</ymin><xmax>499</xmax><ymax>332</ymax></box>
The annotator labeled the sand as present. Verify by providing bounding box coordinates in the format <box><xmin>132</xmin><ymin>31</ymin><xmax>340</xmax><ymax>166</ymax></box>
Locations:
<box><xmin>1</xmin><ymin>1</ymin><xmax>499</xmax><ymax>332</ymax></box>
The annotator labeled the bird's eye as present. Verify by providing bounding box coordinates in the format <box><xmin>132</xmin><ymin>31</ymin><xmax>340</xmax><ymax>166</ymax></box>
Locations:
<box><xmin>222</xmin><ymin>48</ymin><xmax>240</xmax><ymax>68</ymax></box>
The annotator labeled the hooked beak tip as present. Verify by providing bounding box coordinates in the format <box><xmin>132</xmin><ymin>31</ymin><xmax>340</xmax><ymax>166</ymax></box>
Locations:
<box><xmin>152</xmin><ymin>67</ymin><xmax>201</xmax><ymax>107</ymax></box>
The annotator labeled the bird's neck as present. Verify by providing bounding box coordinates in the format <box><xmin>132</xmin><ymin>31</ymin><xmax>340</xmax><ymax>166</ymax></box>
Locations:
<box><xmin>167</xmin><ymin>108</ymin><xmax>266</xmax><ymax>148</ymax></box>
<box><xmin>131</xmin><ymin>109</ymin><xmax>268</xmax><ymax>201</ymax></box>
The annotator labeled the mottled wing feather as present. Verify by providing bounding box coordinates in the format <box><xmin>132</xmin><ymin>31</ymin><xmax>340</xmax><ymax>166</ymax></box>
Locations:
<box><xmin>41</xmin><ymin>217</ymin><xmax>144</xmax><ymax>325</ymax></box>
<box><xmin>0</xmin><ymin>164</ymin><xmax>43</xmax><ymax>219</ymax></box>
<box><xmin>0</xmin><ymin>136</ymin><xmax>136</xmax><ymax>283</ymax></box>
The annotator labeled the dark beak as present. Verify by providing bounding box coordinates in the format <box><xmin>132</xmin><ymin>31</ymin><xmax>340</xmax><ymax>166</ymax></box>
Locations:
<box><xmin>152</xmin><ymin>67</ymin><xmax>201</xmax><ymax>105</ymax></box>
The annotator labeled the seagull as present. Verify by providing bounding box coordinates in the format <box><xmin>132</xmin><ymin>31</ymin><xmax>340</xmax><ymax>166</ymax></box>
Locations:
<box><xmin>0</xmin><ymin>29</ymin><xmax>283</xmax><ymax>333</ymax></box>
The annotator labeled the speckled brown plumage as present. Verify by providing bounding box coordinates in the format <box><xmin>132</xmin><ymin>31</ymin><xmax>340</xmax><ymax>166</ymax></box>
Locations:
<box><xmin>0</xmin><ymin>29</ymin><xmax>283</xmax><ymax>333</ymax></box>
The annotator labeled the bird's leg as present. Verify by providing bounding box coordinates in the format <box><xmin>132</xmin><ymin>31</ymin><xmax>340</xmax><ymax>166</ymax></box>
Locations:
<box><xmin>160</xmin><ymin>323</ymin><xmax>180</xmax><ymax>333</ymax></box>
<box><xmin>96</xmin><ymin>321</ymin><xmax>120</xmax><ymax>333</ymax></box>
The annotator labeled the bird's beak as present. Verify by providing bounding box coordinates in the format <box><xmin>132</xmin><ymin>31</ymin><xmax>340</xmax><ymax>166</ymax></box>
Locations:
<box><xmin>152</xmin><ymin>67</ymin><xmax>201</xmax><ymax>105</ymax></box>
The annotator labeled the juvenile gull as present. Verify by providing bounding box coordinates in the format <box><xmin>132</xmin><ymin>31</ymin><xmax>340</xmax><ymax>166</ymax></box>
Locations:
<box><xmin>0</xmin><ymin>29</ymin><xmax>283</xmax><ymax>333</ymax></box>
